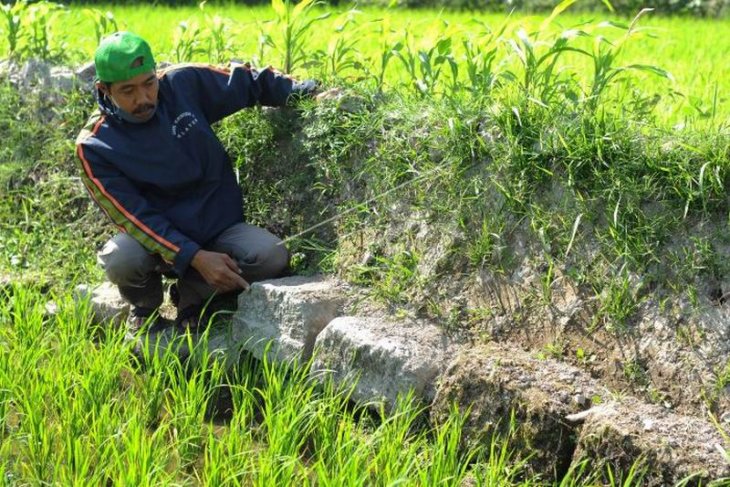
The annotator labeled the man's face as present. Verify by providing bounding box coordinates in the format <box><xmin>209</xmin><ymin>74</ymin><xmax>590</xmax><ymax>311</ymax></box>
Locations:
<box><xmin>97</xmin><ymin>71</ymin><xmax>159</xmax><ymax>122</ymax></box>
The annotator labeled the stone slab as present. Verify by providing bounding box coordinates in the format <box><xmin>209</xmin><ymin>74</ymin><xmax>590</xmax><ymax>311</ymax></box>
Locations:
<box><xmin>310</xmin><ymin>316</ymin><xmax>456</xmax><ymax>410</ymax></box>
<box><xmin>431</xmin><ymin>344</ymin><xmax>606</xmax><ymax>477</ymax></box>
<box><xmin>231</xmin><ymin>276</ymin><xmax>346</xmax><ymax>363</ymax></box>
<box><xmin>74</xmin><ymin>282</ymin><xmax>129</xmax><ymax>326</ymax></box>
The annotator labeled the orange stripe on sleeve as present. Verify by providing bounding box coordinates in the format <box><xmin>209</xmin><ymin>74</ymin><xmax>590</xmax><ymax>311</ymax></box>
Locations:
<box><xmin>76</xmin><ymin>117</ymin><xmax>181</xmax><ymax>254</ymax></box>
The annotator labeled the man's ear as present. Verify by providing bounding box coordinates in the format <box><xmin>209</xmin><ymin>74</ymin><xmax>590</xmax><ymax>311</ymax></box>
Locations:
<box><xmin>95</xmin><ymin>81</ymin><xmax>110</xmax><ymax>97</ymax></box>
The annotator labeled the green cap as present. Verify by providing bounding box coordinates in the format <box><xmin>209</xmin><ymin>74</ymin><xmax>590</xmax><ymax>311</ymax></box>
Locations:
<box><xmin>95</xmin><ymin>31</ymin><xmax>156</xmax><ymax>83</ymax></box>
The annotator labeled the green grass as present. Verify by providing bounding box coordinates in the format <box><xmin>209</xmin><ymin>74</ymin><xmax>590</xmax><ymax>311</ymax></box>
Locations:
<box><xmin>0</xmin><ymin>284</ymin><xmax>655</xmax><ymax>486</ymax></box>
<box><xmin>0</xmin><ymin>84</ymin><xmax>107</xmax><ymax>287</ymax></box>
<box><xmin>0</xmin><ymin>0</ymin><xmax>727</xmax><ymax>322</ymax></box>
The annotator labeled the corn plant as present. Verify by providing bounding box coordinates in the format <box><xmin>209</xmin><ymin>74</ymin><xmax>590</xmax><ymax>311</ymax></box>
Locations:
<box><xmin>584</xmin><ymin>10</ymin><xmax>674</xmax><ymax>111</ymax></box>
<box><xmin>24</xmin><ymin>1</ymin><xmax>67</xmax><ymax>62</ymax></box>
<box><xmin>206</xmin><ymin>15</ymin><xmax>235</xmax><ymax>64</ymax></box>
<box><xmin>368</xmin><ymin>19</ymin><xmax>401</xmax><ymax>93</ymax></box>
<box><xmin>421</xmin><ymin>38</ymin><xmax>458</xmax><ymax>97</ymax></box>
<box><xmin>253</xmin><ymin>30</ymin><xmax>275</xmax><ymax>67</ymax></box>
<box><xmin>462</xmin><ymin>19</ymin><xmax>509</xmax><ymax>97</ymax></box>
<box><xmin>0</xmin><ymin>0</ymin><xmax>26</xmax><ymax>60</ymax></box>
<box><xmin>0</xmin><ymin>0</ymin><xmax>67</xmax><ymax>62</ymax></box>
<box><xmin>83</xmin><ymin>8</ymin><xmax>118</xmax><ymax>46</ymax></box>
<box><xmin>173</xmin><ymin>20</ymin><xmax>203</xmax><ymax>63</ymax></box>
<box><xmin>269</xmin><ymin>0</ymin><xmax>330</xmax><ymax>74</ymax></box>
<box><xmin>506</xmin><ymin>24</ymin><xmax>590</xmax><ymax>105</ymax></box>
<box><xmin>325</xmin><ymin>11</ymin><xmax>362</xmax><ymax>82</ymax></box>
<box><xmin>198</xmin><ymin>3</ymin><xmax>236</xmax><ymax>64</ymax></box>
<box><xmin>391</xmin><ymin>32</ymin><xmax>458</xmax><ymax>98</ymax></box>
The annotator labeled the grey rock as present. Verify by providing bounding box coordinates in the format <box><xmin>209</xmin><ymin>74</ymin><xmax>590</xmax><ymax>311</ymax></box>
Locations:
<box><xmin>74</xmin><ymin>282</ymin><xmax>129</xmax><ymax>326</ymax></box>
<box><xmin>311</xmin><ymin>316</ymin><xmax>456</xmax><ymax>410</ymax></box>
<box><xmin>50</xmin><ymin>66</ymin><xmax>77</xmax><ymax>92</ymax></box>
<box><xmin>75</xmin><ymin>61</ymin><xmax>96</xmax><ymax>84</ymax></box>
<box><xmin>17</xmin><ymin>58</ymin><xmax>51</xmax><ymax>88</ymax></box>
<box><xmin>231</xmin><ymin>276</ymin><xmax>346</xmax><ymax>363</ymax></box>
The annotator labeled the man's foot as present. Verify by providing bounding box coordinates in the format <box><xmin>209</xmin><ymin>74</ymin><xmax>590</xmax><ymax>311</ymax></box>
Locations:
<box><xmin>126</xmin><ymin>312</ymin><xmax>171</xmax><ymax>334</ymax></box>
<box><xmin>175</xmin><ymin>305</ymin><xmax>213</xmax><ymax>333</ymax></box>
<box><xmin>169</xmin><ymin>283</ymin><xmax>180</xmax><ymax>308</ymax></box>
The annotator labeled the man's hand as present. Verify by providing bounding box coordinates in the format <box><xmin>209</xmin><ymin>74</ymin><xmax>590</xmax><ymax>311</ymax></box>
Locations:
<box><xmin>190</xmin><ymin>250</ymin><xmax>249</xmax><ymax>293</ymax></box>
<box><xmin>315</xmin><ymin>87</ymin><xmax>343</xmax><ymax>102</ymax></box>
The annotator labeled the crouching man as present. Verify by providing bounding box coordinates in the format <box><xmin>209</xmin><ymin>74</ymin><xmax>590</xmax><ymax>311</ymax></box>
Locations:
<box><xmin>76</xmin><ymin>31</ymin><xmax>318</xmax><ymax>332</ymax></box>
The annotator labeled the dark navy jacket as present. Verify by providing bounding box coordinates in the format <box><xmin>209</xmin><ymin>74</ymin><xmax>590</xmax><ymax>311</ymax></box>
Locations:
<box><xmin>76</xmin><ymin>64</ymin><xmax>301</xmax><ymax>276</ymax></box>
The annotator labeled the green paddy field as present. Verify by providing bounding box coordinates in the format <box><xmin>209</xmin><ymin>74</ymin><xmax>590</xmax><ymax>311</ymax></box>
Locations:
<box><xmin>4</xmin><ymin>2</ymin><xmax>730</xmax><ymax>125</ymax></box>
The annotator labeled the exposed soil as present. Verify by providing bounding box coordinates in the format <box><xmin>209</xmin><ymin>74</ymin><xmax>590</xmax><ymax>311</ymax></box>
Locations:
<box><xmin>432</xmin><ymin>345</ymin><xmax>730</xmax><ymax>484</ymax></box>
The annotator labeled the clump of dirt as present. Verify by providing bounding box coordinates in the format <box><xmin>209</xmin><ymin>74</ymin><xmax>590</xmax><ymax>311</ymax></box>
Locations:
<box><xmin>568</xmin><ymin>397</ymin><xmax>730</xmax><ymax>485</ymax></box>
<box><xmin>431</xmin><ymin>344</ymin><xmax>607</xmax><ymax>479</ymax></box>
<box><xmin>432</xmin><ymin>344</ymin><xmax>730</xmax><ymax>484</ymax></box>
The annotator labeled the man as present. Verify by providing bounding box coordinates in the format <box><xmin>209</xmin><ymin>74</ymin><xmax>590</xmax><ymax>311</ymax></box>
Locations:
<box><xmin>76</xmin><ymin>31</ymin><xmax>319</xmax><ymax>332</ymax></box>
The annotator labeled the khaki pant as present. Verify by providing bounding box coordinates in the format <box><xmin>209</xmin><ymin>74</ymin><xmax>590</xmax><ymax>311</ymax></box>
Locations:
<box><xmin>97</xmin><ymin>223</ymin><xmax>289</xmax><ymax>313</ymax></box>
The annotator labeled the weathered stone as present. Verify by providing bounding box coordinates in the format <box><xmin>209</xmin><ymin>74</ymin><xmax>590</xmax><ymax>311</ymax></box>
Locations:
<box><xmin>16</xmin><ymin>58</ymin><xmax>51</xmax><ymax>88</ymax></box>
<box><xmin>231</xmin><ymin>276</ymin><xmax>346</xmax><ymax>363</ymax></box>
<box><xmin>431</xmin><ymin>344</ymin><xmax>606</xmax><ymax>478</ymax></box>
<box><xmin>74</xmin><ymin>282</ymin><xmax>129</xmax><ymax>326</ymax></box>
<box><xmin>568</xmin><ymin>398</ymin><xmax>730</xmax><ymax>486</ymax></box>
<box><xmin>311</xmin><ymin>316</ymin><xmax>457</xmax><ymax>410</ymax></box>
<box><xmin>50</xmin><ymin>66</ymin><xmax>77</xmax><ymax>92</ymax></box>
<box><xmin>75</xmin><ymin>61</ymin><xmax>96</xmax><ymax>84</ymax></box>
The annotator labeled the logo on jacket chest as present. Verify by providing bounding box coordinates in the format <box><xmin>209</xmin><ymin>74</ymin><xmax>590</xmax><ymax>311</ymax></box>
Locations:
<box><xmin>171</xmin><ymin>112</ymin><xmax>199</xmax><ymax>139</ymax></box>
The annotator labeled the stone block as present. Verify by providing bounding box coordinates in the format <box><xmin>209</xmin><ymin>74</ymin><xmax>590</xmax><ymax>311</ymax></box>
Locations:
<box><xmin>74</xmin><ymin>282</ymin><xmax>129</xmax><ymax>326</ymax></box>
<box><xmin>431</xmin><ymin>344</ymin><xmax>605</xmax><ymax>477</ymax></box>
<box><xmin>231</xmin><ymin>276</ymin><xmax>345</xmax><ymax>363</ymax></box>
<box><xmin>311</xmin><ymin>316</ymin><xmax>456</xmax><ymax>410</ymax></box>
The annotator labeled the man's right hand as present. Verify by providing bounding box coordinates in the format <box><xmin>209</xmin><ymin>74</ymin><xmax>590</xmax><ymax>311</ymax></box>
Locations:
<box><xmin>190</xmin><ymin>250</ymin><xmax>249</xmax><ymax>293</ymax></box>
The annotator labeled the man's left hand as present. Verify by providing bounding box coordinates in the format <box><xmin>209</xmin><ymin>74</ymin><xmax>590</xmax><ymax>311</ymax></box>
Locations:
<box><xmin>315</xmin><ymin>87</ymin><xmax>343</xmax><ymax>102</ymax></box>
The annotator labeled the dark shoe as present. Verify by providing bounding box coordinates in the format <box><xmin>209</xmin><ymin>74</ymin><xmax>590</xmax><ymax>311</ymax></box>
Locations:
<box><xmin>169</xmin><ymin>283</ymin><xmax>180</xmax><ymax>308</ymax></box>
<box><xmin>126</xmin><ymin>312</ymin><xmax>171</xmax><ymax>334</ymax></box>
<box><xmin>175</xmin><ymin>305</ymin><xmax>212</xmax><ymax>333</ymax></box>
<box><xmin>209</xmin><ymin>291</ymin><xmax>239</xmax><ymax>313</ymax></box>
